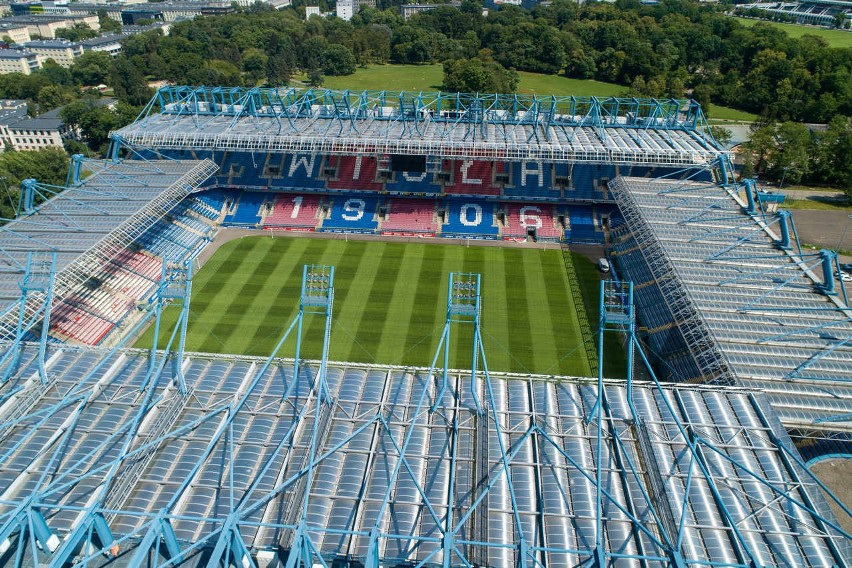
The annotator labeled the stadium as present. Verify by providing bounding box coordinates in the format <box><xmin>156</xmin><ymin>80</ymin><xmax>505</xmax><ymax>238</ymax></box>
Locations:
<box><xmin>0</xmin><ymin>85</ymin><xmax>849</xmax><ymax>567</ymax></box>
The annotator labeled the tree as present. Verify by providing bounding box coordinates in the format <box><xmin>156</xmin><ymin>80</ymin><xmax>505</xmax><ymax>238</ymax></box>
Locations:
<box><xmin>98</xmin><ymin>10</ymin><xmax>122</xmax><ymax>34</ymax></box>
<box><xmin>442</xmin><ymin>56</ymin><xmax>519</xmax><ymax>93</ymax></box>
<box><xmin>242</xmin><ymin>48</ymin><xmax>268</xmax><ymax>83</ymax></box>
<box><xmin>55</xmin><ymin>24</ymin><xmax>98</xmax><ymax>42</ymax></box>
<box><xmin>321</xmin><ymin>44</ymin><xmax>356</xmax><ymax>76</ymax></box>
<box><xmin>38</xmin><ymin>60</ymin><xmax>72</xmax><ymax>86</ymax></box>
<box><xmin>308</xmin><ymin>68</ymin><xmax>324</xmax><ymax>87</ymax></box>
<box><xmin>708</xmin><ymin>125</ymin><xmax>732</xmax><ymax>148</ymax></box>
<box><xmin>71</xmin><ymin>51</ymin><xmax>112</xmax><ymax>86</ymax></box>
<box><xmin>36</xmin><ymin>85</ymin><xmax>73</xmax><ymax>112</ymax></box>
<box><xmin>109</xmin><ymin>59</ymin><xmax>151</xmax><ymax>106</ymax></box>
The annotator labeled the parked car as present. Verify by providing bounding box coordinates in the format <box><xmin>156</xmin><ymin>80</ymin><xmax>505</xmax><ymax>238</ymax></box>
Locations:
<box><xmin>597</xmin><ymin>258</ymin><xmax>611</xmax><ymax>273</ymax></box>
<box><xmin>839</xmin><ymin>271</ymin><xmax>852</xmax><ymax>282</ymax></box>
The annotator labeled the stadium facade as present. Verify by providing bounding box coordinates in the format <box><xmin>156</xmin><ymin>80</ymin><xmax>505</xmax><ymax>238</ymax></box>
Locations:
<box><xmin>0</xmin><ymin>86</ymin><xmax>848</xmax><ymax>567</ymax></box>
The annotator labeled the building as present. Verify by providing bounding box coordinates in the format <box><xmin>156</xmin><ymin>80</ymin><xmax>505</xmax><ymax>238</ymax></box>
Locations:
<box><xmin>0</xmin><ymin>99</ymin><xmax>114</xmax><ymax>149</ymax></box>
<box><xmin>119</xmin><ymin>1</ymin><xmax>233</xmax><ymax>24</ymax></box>
<box><xmin>336</xmin><ymin>0</ymin><xmax>353</xmax><ymax>19</ymax></box>
<box><xmin>0</xmin><ymin>105</ymin><xmax>69</xmax><ymax>150</ymax></box>
<box><xmin>0</xmin><ymin>13</ymin><xmax>99</xmax><ymax>38</ymax></box>
<box><xmin>335</xmin><ymin>0</ymin><xmax>374</xmax><ymax>19</ymax></box>
<box><xmin>305</xmin><ymin>5</ymin><xmax>321</xmax><ymax>17</ymax></box>
<box><xmin>22</xmin><ymin>38</ymin><xmax>82</xmax><ymax>66</ymax></box>
<box><xmin>401</xmin><ymin>1</ymin><xmax>460</xmax><ymax>19</ymax></box>
<box><xmin>0</xmin><ymin>47</ymin><xmax>37</xmax><ymax>73</ymax></box>
<box><xmin>122</xmin><ymin>20</ymin><xmax>171</xmax><ymax>35</ymax></box>
<box><xmin>79</xmin><ymin>32</ymin><xmax>124</xmax><ymax>56</ymax></box>
<box><xmin>0</xmin><ymin>21</ymin><xmax>31</xmax><ymax>43</ymax></box>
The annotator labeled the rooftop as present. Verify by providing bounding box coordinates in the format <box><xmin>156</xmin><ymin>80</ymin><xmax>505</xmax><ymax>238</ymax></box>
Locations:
<box><xmin>22</xmin><ymin>38</ymin><xmax>81</xmax><ymax>48</ymax></box>
<box><xmin>115</xmin><ymin>86</ymin><xmax>725</xmax><ymax>167</ymax></box>
<box><xmin>0</xmin><ymin>158</ymin><xmax>217</xmax><ymax>338</ymax></box>
<box><xmin>0</xmin><ymin>47</ymin><xmax>34</xmax><ymax>59</ymax></box>
<box><xmin>0</xmin><ymin>343</ymin><xmax>846</xmax><ymax>566</ymax></box>
<box><xmin>610</xmin><ymin>176</ymin><xmax>852</xmax><ymax>433</ymax></box>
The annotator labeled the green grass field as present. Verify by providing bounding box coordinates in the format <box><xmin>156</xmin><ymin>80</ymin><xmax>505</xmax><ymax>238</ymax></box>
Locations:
<box><xmin>302</xmin><ymin>64</ymin><xmax>755</xmax><ymax>123</ymax></box>
<box><xmin>732</xmin><ymin>17</ymin><xmax>852</xmax><ymax>49</ymax></box>
<box><xmin>136</xmin><ymin>236</ymin><xmax>620</xmax><ymax>377</ymax></box>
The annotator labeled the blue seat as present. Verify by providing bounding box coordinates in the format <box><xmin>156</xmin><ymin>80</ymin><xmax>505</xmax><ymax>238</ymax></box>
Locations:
<box><xmin>224</xmin><ymin>192</ymin><xmax>267</xmax><ymax>226</ymax></box>
<box><xmin>503</xmin><ymin>161</ymin><xmax>559</xmax><ymax>198</ymax></box>
<box><xmin>442</xmin><ymin>200</ymin><xmax>498</xmax><ymax>236</ymax></box>
<box><xmin>278</xmin><ymin>154</ymin><xmax>327</xmax><ymax>190</ymax></box>
<box><xmin>566</xmin><ymin>205</ymin><xmax>600</xmax><ymax>243</ymax></box>
<box><xmin>322</xmin><ymin>195</ymin><xmax>379</xmax><ymax>232</ymax></box>
<box><xmin>385</xmin><ymin>170</ymin><xmax>441</xmax><ymax>194</ymax></box>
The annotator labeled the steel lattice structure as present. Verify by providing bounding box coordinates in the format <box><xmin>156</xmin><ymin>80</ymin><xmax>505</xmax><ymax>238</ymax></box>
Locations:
<box><xmin>0</xmin><ymin>158</ymin><xmax>218</xmax><ymax>342</ymax></box>
<box><xmin>610</xmin><ymin>176</ymin><xmax>852</xmax><ymax>436</ymax></box>
<box><xmin>0</xmin><ymin>266</ymin><xmax>848</xmax><ymax>568</ymax></box>
<box><xmin>112</xmin><ymin>87</ymin><xmax>725</xmax><ymax>167</ymax></box>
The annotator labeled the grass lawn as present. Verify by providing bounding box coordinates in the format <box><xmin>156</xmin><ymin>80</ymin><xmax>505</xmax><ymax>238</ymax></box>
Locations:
<box><xmin>732</xmin><ymin>17</ymin><xmax>852</xmax><ymax>49</ymax></box>
<box><xmin>706</xmin><ymin>104</ymin><xmax>757</xmax><ymax>123</ymax></box>
<box><xmin>304</xmin><ymin>64</ymin><xmax>755</xmax><ymax>124</ymax></box>
<box><xmin>781</xmin><ymin>197</ymin><xmax>852</xmax><ymax>211</ymax></box>
<box><xmin>136</xmin><ymin>236</ymin><xmax>616</xmax><ymax>377</ymax></box>
<box><xmin>514</xmin><ymin>71</ymin><xmax>623</xmax><ymax>97</ymax></box>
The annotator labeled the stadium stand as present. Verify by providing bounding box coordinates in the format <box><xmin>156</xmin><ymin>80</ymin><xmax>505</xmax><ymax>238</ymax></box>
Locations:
<box><xmin>385</xmin><ymin>169</ymin><xmax>441</xmax><ymax>194</ymax></box>
<box><xmin>3</xmin><ymin>88</ymin><xmax>837</xmax><ymax>568</ymax></box>
<box><xmin>283</xmin><ymin>153</ymin><xmax>327</xmax><ymax>190</ymax></box>
<box><xmin>322</xmin><ymin>195</ymin><xmax>380</xmax><ymax>232</ymax></box>
<box><xmin>224</xmin><ymin>191</ymin><xmax>268</xmax><ymax>226</ymax></box>
<box><xmin>380</xmin><ymin>198</ymin><xmax>437</xmax><ymax>235</ymax></box>
<box><xmin>566</xmin><ymin>205</ymin><xmax>602</xmax><ymax>243</ymax></box>
<box><xmin>263</xmin><ymin>194</ymin><xmax>322</xmax><ymax>230</ymax></box>
<box><xmin>502</xmin><ymin>203</ymin><xmax>563</xmax><ymax>240</ymax></box>
<box><xmin>442</xmin><ymin>200</ymin><xmax>498</xmax><ymax>236</ymax></box>
<box><xmin>504</xmin><ymin>161</ymin><xmax>560</xmax><ymax>199</ymax></box>
<box><xmin>443</xmin><ymin>159</ymin><xmax>501</xmax><ymax>196</ymax></box>
<box><xmin>326</xmin><ymin>156</ymin><xmax>383</xmax><ymax>191</ymax></box>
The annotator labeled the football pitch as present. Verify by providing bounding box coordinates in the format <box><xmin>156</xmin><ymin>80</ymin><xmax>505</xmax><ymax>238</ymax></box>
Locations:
<box><xmin>136</xmin><ymin>236</ymin><xmax>617</xmax><ymax>377</ymax></box>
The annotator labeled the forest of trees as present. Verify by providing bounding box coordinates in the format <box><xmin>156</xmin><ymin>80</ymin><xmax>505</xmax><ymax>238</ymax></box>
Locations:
<box><xmin>97</xmin><ymin>0</ymin><xmax>852</xmax><ymax>124</ymax></box>
<box><xmin>0</xmin><ymin>0</ymin><xmax>848</xmax><ymax>190</ymax></box>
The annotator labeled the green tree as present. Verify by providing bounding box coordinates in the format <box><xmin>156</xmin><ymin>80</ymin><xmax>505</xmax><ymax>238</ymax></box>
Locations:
<box><xmin>321</xmin><ymin>43</ymin><xmax>356</xmax><ymax>76</ymax></box>
<box><xmin>71</xmin><ymin>51</ymin><xmax>112</xmax><ymax>86</ymax></box>
<box><xmin>308</xmin><ymin>68</ymin><xmax>324</xmax><ymax>87</ymax></box>
<box><xmin>55</xmin><ymin>24</ymin><xmax>98</xmax><ymax>42</ymax></box>
<box><xmin>708</xmin><ymin>125</ymin><xmax>732</xmax><ymax>148</ymax></box>
<box><xmin>242</xmin><ymin>48</ymin><xmax>268</xmax><ymax>83</ymax></box>
<box><xmin>36</xmin><ymin>84</ymin><xmax>73</xmax><ymax>112</ymax></box>
<box><xmin>38</xmin><ymin>60</ymin><xmax>73</xmax><ymax>86</ymax></box>
<box><xmin>442</xmin><ymin>56</ymin><xmax>519</xmax><ymax>93</ymax></box>
<box><xmin>109</xmin><ymin>59</ymin><xmax>151</xmax><ymax>106</ymax></box>
<box><xmin>98</xmin><ymin>10</ymin><xmax>122</xmax><ymax>34</ymax></box>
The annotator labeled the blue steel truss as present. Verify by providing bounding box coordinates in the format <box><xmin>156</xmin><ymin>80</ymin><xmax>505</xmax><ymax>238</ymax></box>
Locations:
<box><xmin>145</xmin><ymin>259</ymin><xmax>194</xmax><ymax>395</ymax></box>
<box><xmin>0</xmin><ymin>318</ymin><xmax>848</xmax><ymax>565</ymax></box>
<box><xmin>114</xmin><ymin>86</ymin><xmax>724</xmax><ymax>167</ymax></box>
<box><xmin>0</xmin><ymin>252</ymin><xmax>55</xmax><ymax>384</ymax></box>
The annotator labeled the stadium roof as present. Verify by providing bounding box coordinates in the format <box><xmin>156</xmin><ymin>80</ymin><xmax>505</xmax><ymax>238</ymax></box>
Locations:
<box><xmin>0</xmin><ymin>158</ymin><xmax>218</xmax><ymax>339</ymax></box>
<box><xmin>114</xmin><ymin>86</ymin><xmax>726</xmax><ymax>167</ymax></box>
<box><xmin>610</xmin><ymin>177</ymin><xmax>852</xmax><ymax>434</ymax></box>
<box><xmin>0</xmin><ymin>343</ymin><xmax>847</xmax><ymax>567</ymax></box>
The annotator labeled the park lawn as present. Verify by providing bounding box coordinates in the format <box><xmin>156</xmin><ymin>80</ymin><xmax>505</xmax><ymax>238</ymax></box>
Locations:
<box><xmin>308</xmin><ymin>64</ymin><xmax>444</xmax><ymax>92</ymax></box>
<box><xmin>515</xmin><ymin>71</ymin><xmax>623</xmax><ymax>97</ymax></box>
<box><xmin>706</xmin><ymin>104</ymin><xmax>758</xmax><ymax>123</ymax></box>
<box><xmin>135</xmin><ymin>236</ymin><xmax>614</xmax><ymax>377</ymax></box>
<box><xmin>732</xmin><ymin>17</ymin><xmax>852</xmax><ymax>49</ymax></box>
